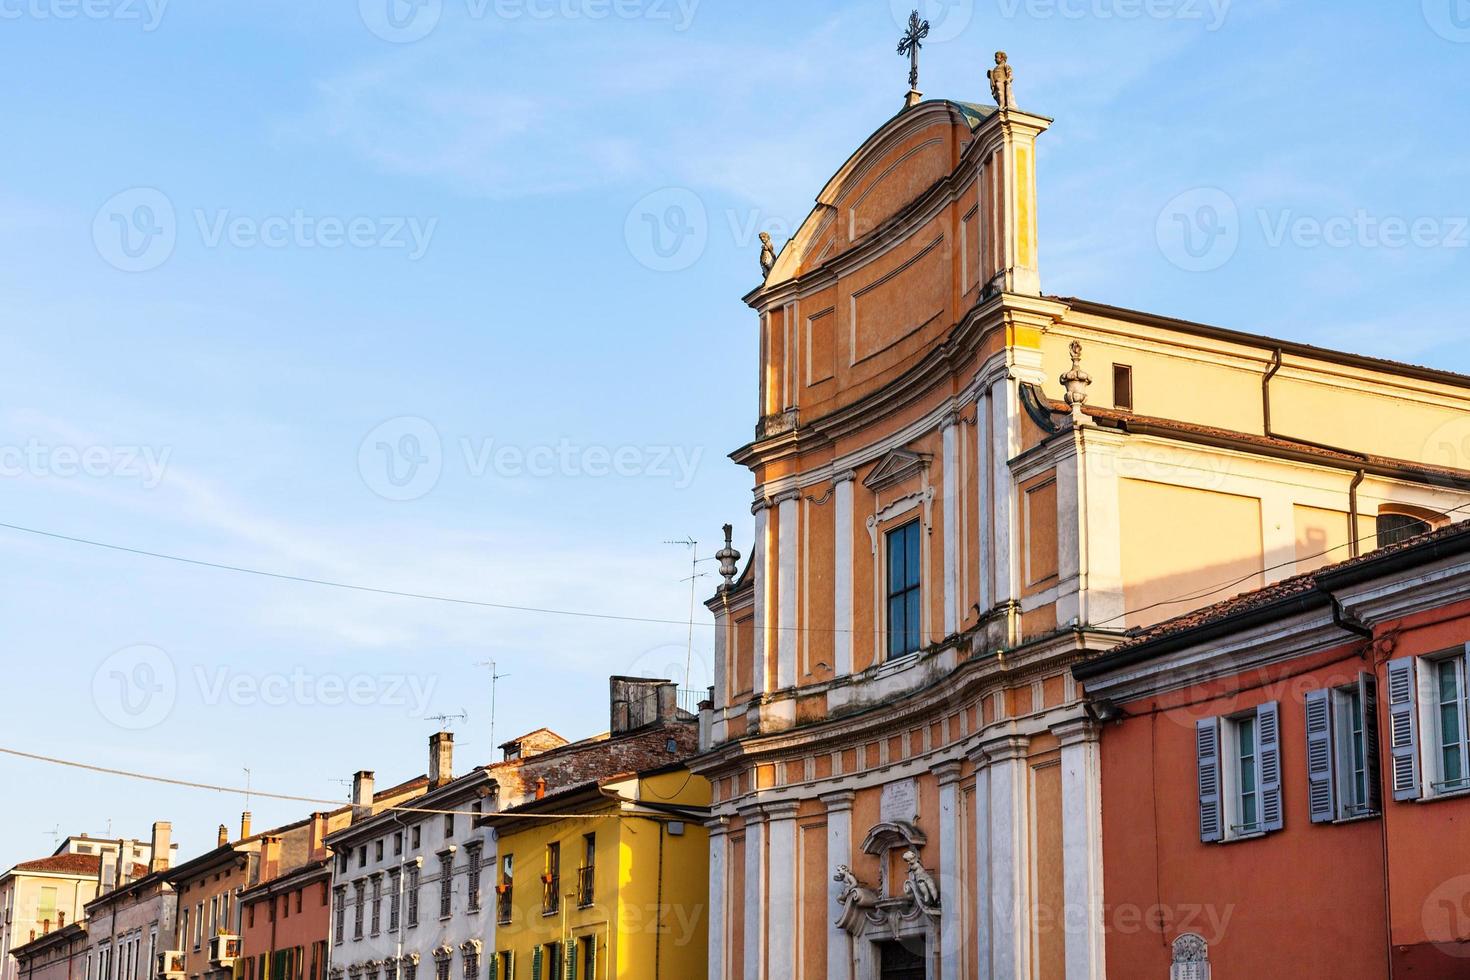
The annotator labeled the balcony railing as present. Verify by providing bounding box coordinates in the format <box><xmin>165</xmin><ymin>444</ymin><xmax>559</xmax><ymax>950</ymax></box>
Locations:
<box><xmin>541</xmin><ymin>875</ymin><xmax>560</xmax><ymax>915</ymax></box>
<box><xmin>576</xmin><ymin>866</ymin><xmax>595</xmax><ymax>908</ymax></box>
<box><xmin>495</xmin><ymin>888</ymin><xmax>512</xmax><ymax>926</ymax></box>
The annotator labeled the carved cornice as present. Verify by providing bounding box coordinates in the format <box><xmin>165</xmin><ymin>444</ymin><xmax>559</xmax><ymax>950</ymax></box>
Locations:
<box><xmin>933</xmin><ymin>761</ymin><xmax>964</xmax><ymax>787</ymax></box>
<box><xmin>819</xmin><ymin>790</ymin><xmax>857</xmax><ymax>813</ymax></box>
<box><xmin>979</xmin><ymin>732</ymin><xmax>1031</xmax><ymax>763</ymax></box>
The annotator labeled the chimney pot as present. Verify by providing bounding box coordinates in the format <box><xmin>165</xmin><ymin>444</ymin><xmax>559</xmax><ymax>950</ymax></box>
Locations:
<box><xmin>240</xmin><ymin>812</ymin><xmax>252</xmax><ymax>840</ymax></box>
<box><xmin>534</xmin><ymin>777</ymin><xmax>546</xmax><ymax>801</ymax></box>
<box><xmin>309</xmin><ymin>813</ymin><xmax>329</xmax><ymax>862</ymax></box>
<box><xmin>217</xmin><ymin>824</ymin><xmax>229</xmax><ymax>847</ymax></box>
<box><xmin>352</xmin><ymin>770</ymin><xmax>376</xmax><ymax>822</ymax></box>
<box><xmin>150</xmin><ymin>822</ymin><xmax>173</xmax><ymax>873</ymax></box>
<box><xmin>429</xmin><ymin>732</ymin><xmax>454</xmax><ymax>789</ymax></box>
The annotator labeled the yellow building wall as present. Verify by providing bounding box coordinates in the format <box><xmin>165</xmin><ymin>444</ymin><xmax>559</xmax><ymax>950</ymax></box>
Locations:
<box><xmin>1118</xmin><ymin>479</ymin><xmax>1264</xmax><ymax>628</ymax></box>
<box><xmin>491</xmin><ymin>771</ymin><xmax>709</xmax><ymax>980</ymax></box>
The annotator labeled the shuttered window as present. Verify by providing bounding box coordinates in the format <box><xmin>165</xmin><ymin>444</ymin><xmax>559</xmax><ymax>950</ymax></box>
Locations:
<box><xmin>1387</xmin><ymin>649</ymin><xmax>1470</xmax><ymax>801</ymax></box>
<box><xmin>1197</xmin><ymin>702</ymin><xmax>1282</xmax><ymax>841</ymax></box>
<box><xmin>1305</xmin><ymin>676</ymin><xmax>1382</xmax><ymax>823</ymax></box>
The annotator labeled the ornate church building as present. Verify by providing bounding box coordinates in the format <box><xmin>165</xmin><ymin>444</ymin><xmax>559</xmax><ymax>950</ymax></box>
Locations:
<box><xmin>694</xmin><ymin>35</ymin><xmax>1470</xmax><ymax>980</ymax></box>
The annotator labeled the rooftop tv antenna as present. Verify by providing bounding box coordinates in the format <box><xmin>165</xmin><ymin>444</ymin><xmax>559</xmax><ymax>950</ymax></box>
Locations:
<box><xmin>428</xmin><ymin>710</ymin><xmax>468</xmax><ymax>731</ymax></box>
<box><xmin>664</xmin><ymin>536</ymin><xmax>715</xmax><ymax>690</ymax></box>
<box><xmin>242</xmin><ymin>768</ymin><xmax>253</xmax><ymax>810</ymax></box>
<box><xmin>474</xmin><ymin>660</ymin><xmax>511</xmax><ymax>750</ymax></box>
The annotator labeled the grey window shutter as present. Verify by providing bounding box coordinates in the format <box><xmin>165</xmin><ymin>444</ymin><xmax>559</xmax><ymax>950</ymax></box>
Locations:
<box><xmin>1257</xmin><ymin>701</ymin><xmax>1284</xmax><ymax>831</ymax></box>
<box><xmin>1304</xmin><ymin>688</ymin><xmax>1336</xmax><ymax>823</ymax></box>
<box><xmin>1360</xmin><ymin>672</ymin><xmax>1382</xmax><ymax>813</ymax></box>
<box><xmin>1196</xmin><ymin>718</ymin><xmax>1223</xmax><ymax>843</ymax></box>
<box><xmin>1387</xmin><ymin>656</ymin><xmax>1421</xmax><ymax>800</ymax></box>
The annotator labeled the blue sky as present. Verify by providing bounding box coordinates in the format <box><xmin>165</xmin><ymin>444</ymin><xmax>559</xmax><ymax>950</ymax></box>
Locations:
<box><xmin>0</xmin><ymin>0</ymin><xmax>1466</xmax><ymax>862</ymax></box>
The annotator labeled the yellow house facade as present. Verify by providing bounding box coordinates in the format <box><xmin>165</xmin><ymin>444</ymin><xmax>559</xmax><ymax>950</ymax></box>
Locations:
<box><xmin>694</xmin><ymin>53</ymin><xmax>1470</xmax><ymax>980</ymax></box>
<box><xmin>480</xmin><ymin>768</ymin><xmax>710</xmax><ymax>980</ymax></box>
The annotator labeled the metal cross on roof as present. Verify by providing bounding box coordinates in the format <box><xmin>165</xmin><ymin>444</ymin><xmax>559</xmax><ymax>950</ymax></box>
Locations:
<box><xmin>897</xmin><ymin>9</ymin><xmax>931</xmax><ymax>96</ymax></box>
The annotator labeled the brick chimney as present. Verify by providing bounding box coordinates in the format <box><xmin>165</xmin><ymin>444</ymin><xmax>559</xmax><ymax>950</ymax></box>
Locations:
<box><xmin>260</xmin><ymin>836</ymin><xmax>282</xmax><ymax>883</ymax></box>
<box><xmin>217</xmin><ymin>824</ymin><xmax>229</xmax><ymax>847</ymax></box>
<box><xmin>239</xmin><ymin>812</ymin><xmax>252</xmax><ymax>840</ymax></box>
<box><xmin>609</xmin><ymin>677</ymin><xmax>678</xmax><ymax>734</ymax></box>
<box><xmin>430</xmin><ymin>732</ymin><xmax>454</xmax><ymax>789</ymax></box>
<box><xmin>309</xmin><ymin>813</ymin><xmax>329</xmax><ymax>862</ymax></box>
<box><xmin>352</xmin><ymin>770</ymin><xmax>376</xmax><ymax>822</ymax></box>
<box><xmin>150</xmin><ymin>822</ymin><xmax>172</xmax><ymax>873</ymax></box>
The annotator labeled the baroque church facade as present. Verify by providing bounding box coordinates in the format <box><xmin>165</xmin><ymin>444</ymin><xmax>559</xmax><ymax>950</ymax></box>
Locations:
<box><xmin>693</xmin><ymin>51</ymin><xmax>1470</xmax><ymax>980</ymax></box>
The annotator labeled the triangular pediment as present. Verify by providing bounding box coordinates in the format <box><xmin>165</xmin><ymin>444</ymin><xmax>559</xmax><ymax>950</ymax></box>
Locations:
<box><xmin>862</xmin><ymin>448</ymin><xmax>931</xmax><ymax>492</ymax></box>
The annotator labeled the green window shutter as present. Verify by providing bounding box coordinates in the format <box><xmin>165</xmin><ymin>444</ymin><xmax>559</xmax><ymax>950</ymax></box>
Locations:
<box><xmin>486</xmin><ymin>956</ymin><xmax>496</xmax><ymax>980</ymax></box>
<box><xmin>563</xmin><ymin>942</ymin><xmax>575</xmax><ymax>980</ymax></box>
<box><xmin>530</xmin><ymin>947</ymin><xmax>541</xmax><ymax>980</ymax></box>
<box><xmin>1195</xmin><ymin>718</ymin><xmax>1222</xmax><ymax>842</ymax></box>
<box><xmin>1304</xmin><ymin>688</ymin><xmax>1336</xmax><ymax>822</ymax></box>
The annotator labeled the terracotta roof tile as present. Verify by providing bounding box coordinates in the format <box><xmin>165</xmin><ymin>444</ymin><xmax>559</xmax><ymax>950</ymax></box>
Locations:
<box><xmin>11</xmin><ymin>854</ymin><xmax>102</xmax><ymax>875</ymax></box>
<box><xmin>1106</xmin><ymin>518</ymin><xmax>1470</xmax><ymax>654</ymax></box>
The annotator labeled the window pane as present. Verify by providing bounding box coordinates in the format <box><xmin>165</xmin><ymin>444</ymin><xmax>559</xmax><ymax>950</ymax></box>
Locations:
<box><xmin>899</xmin><ymin>525</ymin><xmax>911</xmax><ymax>587</ymax></box>
<box><xmin>905</xmin><ymin>590</ymin><xmax>921</xmax><ymax>653</ymax></box>
<box><xmin>1439</xmin><ymin>660</ymin><xmax>1464</xmax><ymax>785</ymax></box>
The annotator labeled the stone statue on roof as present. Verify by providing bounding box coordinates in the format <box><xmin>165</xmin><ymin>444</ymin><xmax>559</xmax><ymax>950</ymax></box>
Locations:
<box><xmin>989</xmin><ymin>51</ymin><xmax>1015</xmax><ymax>110</ymax></box>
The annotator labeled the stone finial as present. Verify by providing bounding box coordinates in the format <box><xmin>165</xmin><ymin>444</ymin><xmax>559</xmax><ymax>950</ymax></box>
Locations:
<box><xmin>715</xmin><ymin>523</ymin><xmax>741</xmax><ymax>588</ymax></box>
<box><xmin>989</xmin><ymin>50</ymin><xmax>1015</xmax><ymax>110</ymax></box>
<box><xmin>1061</xmin><ymin>340</ymin><xmax>1092</xmax><ymax>416</ymax></box>
<box><xmin>759</xmin><ymin>232</ymin><xmax>776</xmax><ymax>279</ymax></box>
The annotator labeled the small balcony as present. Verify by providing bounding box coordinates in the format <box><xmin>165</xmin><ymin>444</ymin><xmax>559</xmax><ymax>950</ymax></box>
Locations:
<box><xmin>495</xmin><ymin>887</ymin><xmax>512</xmax><ymax>926</ymax></box>
<box><xmin>541</xmin><ymin>875</ymin><xmax>560</xmax><ymax>915</ymax></box>
<box><xmin>208</xmin><ymin>935</ymin><xmax>241</xmax><ymax>969</ymax></box>
<box><xmin>576</xmin><ymin>867</ymin><xmax>595</xmax><ymax>908</ymax></box>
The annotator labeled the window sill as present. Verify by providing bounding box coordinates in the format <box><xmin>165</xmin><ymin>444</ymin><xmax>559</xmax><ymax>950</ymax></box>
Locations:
<box><xmin>1416</xmin><ymin>785</ymin><xmax>1470</xmax><ymax>803</ymax></box>
<box><xmin>1331</xmin><ymin>810</ymin><xmax>1381</xmax><ymax>825</ymax></box>
<box><xmin>1216</xmin><ymin>829</ymin><xmax>1271</xmax><ymax>845</ymax></box>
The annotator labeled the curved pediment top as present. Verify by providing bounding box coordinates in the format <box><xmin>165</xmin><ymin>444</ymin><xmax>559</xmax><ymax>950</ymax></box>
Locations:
<box><xmin>859</xmin><ymin>820</ymin><xmax>928</xmax><ymax>856</ymax></box>
<box><xmin>815</xmin><ymin>99</ymin><xmax>992</xmax><ymax>208</ymax></box>
<box><xmin>759</xmin><ymin>99</ymin><xmax>993</xmax><ymax>291</ymax></box>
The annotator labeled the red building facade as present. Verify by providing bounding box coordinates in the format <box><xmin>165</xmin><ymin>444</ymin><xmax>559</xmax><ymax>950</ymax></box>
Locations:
<box><xmin>1075</xmin><ymin>521</ymin><xmax>1470</xmax><ymax>978</ymax></box>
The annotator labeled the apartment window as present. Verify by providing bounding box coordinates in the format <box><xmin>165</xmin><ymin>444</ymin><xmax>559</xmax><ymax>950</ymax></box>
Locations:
<box><xmin>406</xmin><ymin>866</ymin><xmax>420</xmax><ymax>927</ymax></box>
<box><xmin>250</xmin><ymin>904</ymin><xmax>257</xmax><ymax>929</ymax></box>
<box><xmin>1377</xmin><ymin>512</ymin><xmax>1432</xmax><ymax>549</ymax></box>
<box><xmin>1196</xmin><ymin>702</ymin><xmax>1282</xmax><ymax>842</ymax></box>
<box><xmin>1112</xmin><ymin>363</ymin><xmax>1134</xmax><ymax>411</ymax></box>
<box><xmin>541</xmin><ymin>944</ymin><xmax>562</xmax><ymax>980</ymax></box>
<box><xmin>884</xmin><ymin>520</ymin><xmax>922</xmax><ymax>659</ymax></box>
<box><xmin>388</xmin><ymin>870</ymin><xmax>402</xmax><ymax>931</ymax></box>
<box><xmin>435</xmin><ymin>958</ymin><xmax>450</xmax><ymax>980</ymax></box>
<box><xmin>461</xmin><ymin>948</ymin><xmax>478</xmax><ymax>980</ymax></box>
<box><xmin>1305</xmin><ymin>677</ymin><xmax>1382</xmax><ymax>822</ymax></box>
<box><xmin>497</xmin><ymin>856</ymin><xmax>513</xmax><ymax>926</ymax></box>
<box><xmin>296</xmin><ymin>890</ymin><xmax>303</xmax><ymax>915</ymax></box>
<box><xmin>411</xmin><ymin>826</ymin><xmax>421</xmax><ymax>849</ymax></box>
<box><xmin>337</xmin><ymin>853</ymin><xmax>348</xmax><ymax>874</ymax></box>
<box><xmin>352</xmin><ymin>881</ymin><xmax>365</xmax><ymax>940</ymax></box>
<box><xmin>194</xmin><ymin>903</ymin><xmax>203</xmax><ymax>950</ymax></box>
<box><xmin>542</xmin><ymin>844</ymin><xmax>560</xmax><ymax>916</ymax></box>
<box><xmin>577</xmin><ymin>834</ymin><xmax>595</xmax><ymax>908</ymax></box>
<box><xmin>444</xmin><ymin>815</ymin><xmax>455</xmax><ymax>838</ymax></box>
<box><xmin>578</xmin><ymin>937</ymin><xmax>595</xmax><ymax>980</ymax></box>
<box><xmin>370</xmin><ymin>875</ymin><xmax>382</xmax><ymax>935</ymax></box>
<box><xmin>465</xmin><ymin>844</ymin><xmax>482</xmax><ymax>912</ymax></box>
<box><xmin>358</xmin><ymin>847</ymin><xmax>368</xmax><ymax>869</ymax></box>
<box><xmin>393</xmin><ymin>833</ymin><xmax>403</xmax><ymax>857</ymax></box>
<box><xmin>494</xmin><ymin>954</ymin><xmax>512</xmax><ymax>980</ymax></box>
<box><xmin>375</xmin><ymin>840</ymin><xmax>384</xmax><ymax>862</ymax></box>
<box><xmin>404</xmin><ymin>960</ymin><xmax>418</xmax><ymax>980</ymax></box>
<box><xmin>332</xmin><ymin>888</ymin><xmax>346</xmax><ymax>944</ymax></box>
<box><xmin>439</xmin><ymin>855</ymin><xmax>454</xmax><ymax>919</ymax></box>
<box><xmin>1387</xmin><ymin>650</ymin><xmax>1470</xmax><ymax>800</ymax></box>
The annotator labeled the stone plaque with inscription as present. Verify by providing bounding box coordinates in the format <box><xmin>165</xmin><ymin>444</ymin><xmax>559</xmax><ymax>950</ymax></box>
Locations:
<box><xmin>880</xmin><ymin>778</ymin><xmax>919</xmax><ymax>824</ymax></box>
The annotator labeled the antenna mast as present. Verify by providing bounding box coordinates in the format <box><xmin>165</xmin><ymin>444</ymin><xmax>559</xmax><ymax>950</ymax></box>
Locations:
<box><xmin>475</xmin><ymin>660</ymin><xmax>511</xmax><ymax>751</ymax></box>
